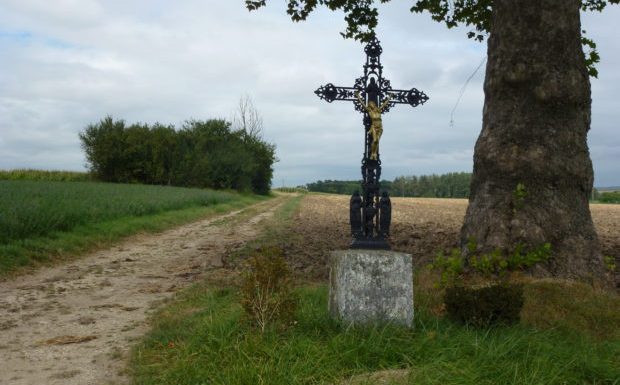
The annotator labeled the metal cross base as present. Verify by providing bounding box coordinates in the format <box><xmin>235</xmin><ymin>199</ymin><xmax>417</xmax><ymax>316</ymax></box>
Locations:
<box><xmin>351</xmin><ymin>237</ymin><xmax>390</xmax><ymax>250</ymax></box>
<box><xmin>350</xmin><ymin>159</ymin><xmax>392</xmax><ymax>250</ymax></box>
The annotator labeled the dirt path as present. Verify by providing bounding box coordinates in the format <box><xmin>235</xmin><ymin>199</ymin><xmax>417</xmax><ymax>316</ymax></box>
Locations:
<box><xmin>0</xmin><ymin>195</ymin><xmax>290</xmax><ymax>385</ymax></box>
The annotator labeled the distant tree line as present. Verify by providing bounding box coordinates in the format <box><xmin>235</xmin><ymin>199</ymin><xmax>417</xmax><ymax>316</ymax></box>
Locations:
<box><xmin>593</xmin><ymin>190</ymin><xmax>620</xmax><ymax>204</ymax></box>
<box><xmin>305</xmin><ymin>180</ymin><xmax>363</xmax><ymax>195</ymax></box>
<box><xmin>306</xmin><ymin>172</ymin><xmax>472</xmax><ymax>198</ymax></box>
<box><xmin>391</xmin><ymin>172</ymin><xmax>471</xmax><ymax>198</ymax></box>
<box><xmin>79</xmin><ymin>116</ymin><xmax>276</xmax><ymax>195</ymax></box>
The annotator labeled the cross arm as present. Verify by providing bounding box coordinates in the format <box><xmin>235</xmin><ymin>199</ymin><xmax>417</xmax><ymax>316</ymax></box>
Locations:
<box><xmin>314</xmin><ymin>83</ymin><xmax>358</xmax><ymax>103</ymax></box>
<box><xmin>315</xmin><ymin>83</ymin><xmax>429</xmax><ymax>114</ymax></box>
<box><xmin>385</xmin><ymin>87</ymin><xmax>429</xmax><ymax>108</ymax></box>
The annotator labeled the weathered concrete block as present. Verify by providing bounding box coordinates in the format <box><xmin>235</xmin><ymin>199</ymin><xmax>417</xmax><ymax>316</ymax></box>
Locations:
<box><xmin>329</xmin><ymin>249</ymin><xmax>414</xmax><ymax>327</ymax></box>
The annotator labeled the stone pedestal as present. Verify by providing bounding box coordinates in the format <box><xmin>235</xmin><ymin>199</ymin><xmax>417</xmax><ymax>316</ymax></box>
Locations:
<box><xmin>328</xmin><ymin>249</ymin><xmax>414</xmax><ymax>327</ymax></box>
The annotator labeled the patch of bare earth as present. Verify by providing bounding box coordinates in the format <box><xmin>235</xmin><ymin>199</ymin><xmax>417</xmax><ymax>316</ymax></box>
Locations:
<box><xmin>591</xmin><ymin>203</ymin><xmax>620</xmax><ymax>259</ymax></box>
<box><xmin>283</xmin><ymin>195</ymin><xmax>620</xmax><ymax>285</ymax></box>
<box><xmin>591</xmin><ymin>203</ymin><xmax>620</xmax><ymax>286</ymax></box>
<box><xmin>0</xmin><ymin>196</ymin><xmax>288</xmax><ymax>385</ymax></box>
<box><xmin>282</xmin><ymin>195</ymin><xmax>466</xmax><ymax>279</ymax></box>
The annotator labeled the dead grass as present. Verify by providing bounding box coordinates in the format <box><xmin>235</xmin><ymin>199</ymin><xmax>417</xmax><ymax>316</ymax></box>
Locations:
<box><xmin>413</xmin><ymin>267</ymin><xmax>620</xmax><ymax>340</ymax></box>
<box><xmin>521</xmin><ymin>278</ymin><xmax>620</xmax><ymax>340</ymax></box>
<box><xmin>337</xmin><ymin>369</ymin><xmax>410</xmax><ymax>385</ymax></box>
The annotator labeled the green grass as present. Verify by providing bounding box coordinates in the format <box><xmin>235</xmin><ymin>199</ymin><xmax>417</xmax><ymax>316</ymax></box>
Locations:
<box><xmin>0</xmin><ymin>180</ymin><xmax>268</xmax><ymax>276</ymax></box>
<box><xmin>131</xmin><ymin>284</ymin><xmax>620</xmax><ymax>385</ymax></box>
<box><xmin>0</xmin><ymin>180</ymin><xmax>244</xmax><ymax>243</ymax></box>
<box><xmin>224</xmin><ymin>193</ymin><xmax>305</xmax><ymax>266</ymax></box>
<box><xmin>0</xmin><ymin>168</ymin><xmax>91</xmax><ymax>181</ymax></box>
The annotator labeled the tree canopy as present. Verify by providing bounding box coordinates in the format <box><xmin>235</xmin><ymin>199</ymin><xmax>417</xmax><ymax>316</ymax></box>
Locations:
<box><xmin>246</xmin><ymin>0</ymin><xmax>619</xmax><ymax>76</ymax></box>
<box><xmin>80</xmin><ymin>117</ymin><xmax>276</xmax><ymax>194</ymax></box>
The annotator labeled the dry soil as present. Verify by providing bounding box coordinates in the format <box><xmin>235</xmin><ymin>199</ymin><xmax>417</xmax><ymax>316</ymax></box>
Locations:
<box><xmin>282</xmin><ymin>195</ymin><xmax>620</xmax><ymax>284</ymax></box>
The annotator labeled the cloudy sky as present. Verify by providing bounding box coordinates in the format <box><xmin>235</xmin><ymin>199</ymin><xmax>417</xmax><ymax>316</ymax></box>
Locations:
<box><xmin>1</xmin><ymin>1</ymin><xmax>618</xmax><ymax>187</ymax></box>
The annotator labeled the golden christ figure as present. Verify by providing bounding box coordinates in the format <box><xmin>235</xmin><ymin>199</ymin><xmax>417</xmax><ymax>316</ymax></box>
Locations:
<box><xmin>355</xmin><ymin>91</ymin><xmax>391</xmax><ymax>160</ymax></box>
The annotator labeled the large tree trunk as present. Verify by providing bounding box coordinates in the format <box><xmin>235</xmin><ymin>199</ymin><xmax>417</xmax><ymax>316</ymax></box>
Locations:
<box><xmin>460</xmin><ymin>0</ymin><xmax>606</xmax><ymax>281</ymax></box>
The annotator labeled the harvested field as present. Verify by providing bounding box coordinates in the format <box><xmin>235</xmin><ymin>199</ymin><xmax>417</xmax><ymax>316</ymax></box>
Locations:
<box><xmin>591</xmin><ymin>203</ymin><xmax>620</xmax><ymax>263</ymax></box>
<box><xmin>284</xmin><ymin>194</ymin><xmax>620</xmax><ymax>283</ymax></box>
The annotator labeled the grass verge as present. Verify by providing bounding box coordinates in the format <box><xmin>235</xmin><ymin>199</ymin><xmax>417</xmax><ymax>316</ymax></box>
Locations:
<box><xmin>223</xmin><ymin>193</ymin><xmax>305</xmax><ymax>267</ymax></box>
<box><xmin>131</xmin><ymin>283</ymin><xmax>619</xmax><ymax>385</ymax></box>
<box><xmin>0</xmin><ymin>193</ymin><xmax>268</xmax><ymax>278</ymax></box>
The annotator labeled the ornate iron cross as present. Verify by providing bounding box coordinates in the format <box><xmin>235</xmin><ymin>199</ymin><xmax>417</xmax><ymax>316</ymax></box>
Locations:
<box><xmin>315</xmin><ymin>37</ymin><xmax>429</xmax><ymax>249</ymax></box>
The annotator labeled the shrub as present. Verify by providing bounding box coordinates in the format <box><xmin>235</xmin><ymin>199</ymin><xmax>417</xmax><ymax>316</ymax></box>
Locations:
<box><xmin>429</xmin><ymin>242</ymin><xmax>552</xmax><ymax>286</ymax></box>
<box><xmin>429</xmin><ymin>242</ymin><xmax>549</xmax><ymax>327</ymax></box>
<box><xmin>444</xmin><ymin>284</ymin><xmax>524</xmax><ymax>327</ymax></box>
<box><xmin>79</xmin><ymin>117</ymin><xmax>276</xmax><ymax>194</ymax></box>
<box><xmin>603</xmin><ymin>255</ymin><xmax>617</xmax><ymax>272</ymax></box>
<box><xmin>239</xmin><ymin>246</ymin><xmax>297</xmax><ymax>332</ymax></box>
<box><xmin>598</xmin><ymin>191</ymin><xmax>620</xmax><ymax>204</ymax></box>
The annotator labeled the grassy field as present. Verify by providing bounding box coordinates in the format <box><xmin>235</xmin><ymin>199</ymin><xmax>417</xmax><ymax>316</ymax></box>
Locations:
<box><xmin>130</xmin><ymin>193</ymin><xmax>620</xmax><ymax>385</ymax></box>
<box><xmin>0</xmin><ymin>180</ymin><xmax>267</xmax><ymax>276</ymax></box>
<box><xmin>0</xmin><ymin>168</ymin><xmax>91</xmax><ymax>181</ymax></box>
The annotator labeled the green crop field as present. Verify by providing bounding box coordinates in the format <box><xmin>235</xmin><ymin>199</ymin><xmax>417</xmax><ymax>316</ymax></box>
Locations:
<box><xmin>0</xmin><ymin>180</ymin><xmax>265</xmax><ymax>275</ymax></box>
<box><xmin>0</xmin><ymin>180</ymin><xmax>240</xmax><ymax>243</ymax></box>
<box><xmin>0</xmin><ymin>169</ymin><xmax>91</xmax><ymax>182</ymax></box>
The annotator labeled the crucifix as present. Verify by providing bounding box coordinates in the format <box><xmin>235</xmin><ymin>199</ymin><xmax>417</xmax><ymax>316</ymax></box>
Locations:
<box><xmin>315</xmin><ymin>37</ymin><xmax>429</xmax><ymax>249</ymax></box>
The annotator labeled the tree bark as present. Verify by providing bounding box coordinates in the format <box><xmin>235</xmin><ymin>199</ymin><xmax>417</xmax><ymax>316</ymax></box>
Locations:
<box><xmin>460</xmin><ymin>0</ymin><xmax>606</xmax><ymax>281</ymax></box>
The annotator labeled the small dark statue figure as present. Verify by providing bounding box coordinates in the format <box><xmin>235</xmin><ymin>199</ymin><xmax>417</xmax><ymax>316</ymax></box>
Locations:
<box><xmin>379</xmin><ymin>191</ymin><xmax>391</xmax><ymax>238</ymax></box>
<box><xmin>350</xmin><ymin>192</ymin><xmax>363</xmax><ymax>238</ymax></box>
<box><xmin>315</xmin><ymin>37</ymin><xmax>428</xmax><ymax>249</ymax></box>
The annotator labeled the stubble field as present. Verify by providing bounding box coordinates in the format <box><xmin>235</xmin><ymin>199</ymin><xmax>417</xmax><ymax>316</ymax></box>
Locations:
<box><xmin>283</xmin><ymin>194</ymin><xmax>620</xmax><ymax>282</ymax></box>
